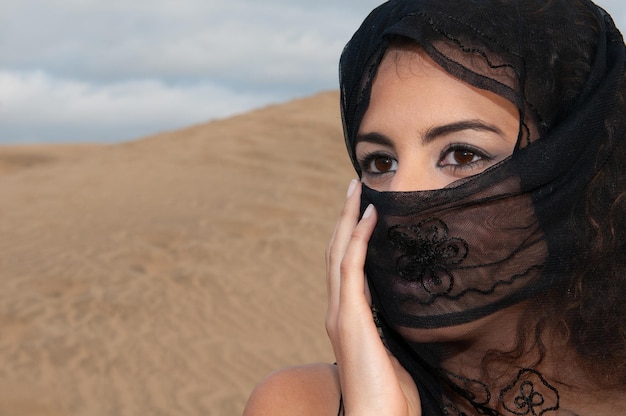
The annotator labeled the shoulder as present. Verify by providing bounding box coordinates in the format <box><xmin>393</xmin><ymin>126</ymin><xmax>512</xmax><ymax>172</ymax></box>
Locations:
<box><xmin>242</xmin><ymin>363</ymin><xmax>341</xmax><ymax>416</ymax></box>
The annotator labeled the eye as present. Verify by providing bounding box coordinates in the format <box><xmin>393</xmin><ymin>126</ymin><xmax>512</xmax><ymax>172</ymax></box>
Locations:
<box><xmin>359</xmin><ymin>153</ymin><xmax>398</xmax><ymax>174</ymax></box>
<box><xmin>371</xmin><ymin>155</ymin><xmax>397</xmax><ymax>173</ymax></box>
<box><xmin>438</xmin><ymin>145</ymin><xmax>489</xmax><ymax>168</ymax></box>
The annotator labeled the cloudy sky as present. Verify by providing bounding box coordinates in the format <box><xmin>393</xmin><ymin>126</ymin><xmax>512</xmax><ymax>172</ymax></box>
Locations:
<box><xmin>1</xmin><ymin>0</ymin><xmax>624</xmax><ymax>144</ymax></box>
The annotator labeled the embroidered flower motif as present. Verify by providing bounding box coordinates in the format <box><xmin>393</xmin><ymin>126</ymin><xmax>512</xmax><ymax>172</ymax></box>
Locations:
<box><xmin>499</xmin><ymin>369</ymin><xmax>559</xmax><ymax>415</ymax></box>
<box><xmin>389</xmin><ymin>218</ymin><xmax>468</xmax><ymax>304</ymax></box>
<box><xmin>446</xmin><ymin>371</ymin><xmax>491</xmax><ymax>407</ymax></box>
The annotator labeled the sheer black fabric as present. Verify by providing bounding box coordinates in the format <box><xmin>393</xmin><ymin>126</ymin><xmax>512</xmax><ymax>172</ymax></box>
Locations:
<box><xmin>340</xmin><ymin>0</ymin><xmax>626</xmax><ymax>414</ymax></box>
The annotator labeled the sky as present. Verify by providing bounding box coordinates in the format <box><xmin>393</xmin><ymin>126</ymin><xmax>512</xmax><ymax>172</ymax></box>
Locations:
<box><xmin>1</xmin><ymin>0</ymin><xmax>624</xmax><ymax>144</ymax></box>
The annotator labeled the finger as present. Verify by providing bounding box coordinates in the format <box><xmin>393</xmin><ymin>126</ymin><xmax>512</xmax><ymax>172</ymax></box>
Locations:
<box><xmin>339</xmin><ymin>203</ymin><xmax>377</xmax><ymax>311</ymax></box>
<box><xmin>327</xmin><ymin>179</ymin><xmax>361</xmax><ymax>266</ymax></box>
<box><xmin>326</xmin><ymin>179</ymin><xmax>362</xmax><ymax>322</ymax></box>
<box><xmin>327</xmin><ymin>178</ymin><xmax>360</xmax><ymax>251</ymax></box>
<box><xmin>334</xmin><ymin>204</ymin><xmax>378</xmax><ymax>353</ymax></box>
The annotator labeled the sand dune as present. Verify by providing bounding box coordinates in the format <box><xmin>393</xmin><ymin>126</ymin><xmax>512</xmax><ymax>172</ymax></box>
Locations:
<box><xmin>0</xmin><ymin>91</ymin><xmax>354</xmax><ymax>415</ymax></box>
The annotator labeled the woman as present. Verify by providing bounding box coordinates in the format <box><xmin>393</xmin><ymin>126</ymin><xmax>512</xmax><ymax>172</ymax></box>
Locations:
<box><xmin>244</xmin><ymin>0</ymin><xmax>626</xmax><ymax>414</ymax></box>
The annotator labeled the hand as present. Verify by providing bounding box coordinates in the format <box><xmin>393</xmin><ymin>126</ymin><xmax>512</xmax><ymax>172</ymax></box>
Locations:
<box><xmin>326</xmin><ymin>179</ymin><xmax>421</xmax><ymax>416</ymax></box>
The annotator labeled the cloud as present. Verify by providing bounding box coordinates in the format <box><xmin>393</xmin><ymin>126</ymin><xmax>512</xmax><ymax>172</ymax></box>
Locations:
<box><xmin>1</xmin><ymin>0</ymin><xmax>379</xmax><ymax>88</ymax></box>
<box><xmin>596</xmin><ymin>0</ymin><xmax>626</xmax><ymax>25</ymax></box>
<box><xmin>0</xmin><ymin>0</ymin><xmax>381</xmax><ymax>143</ymax></box>
<box><xmin>0</xmin><ymin>70</ymin><xmax>280</xmax><ymax>143</ymax></box>
<box><xmin>0</xmin><ymin>0</ymin><xmax>624</xmax><ymax>144</ymax></box>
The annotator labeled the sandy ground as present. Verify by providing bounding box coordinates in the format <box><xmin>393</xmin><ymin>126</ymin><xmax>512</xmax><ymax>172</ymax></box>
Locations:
<box><xmin>0</xmin><ymin>91</ymin><xmax>354</xmax><ymax>415</ymax></box>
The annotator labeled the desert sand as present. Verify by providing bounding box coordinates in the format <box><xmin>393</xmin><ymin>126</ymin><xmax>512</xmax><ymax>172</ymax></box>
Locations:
<box><xmin>0</xmin><ymin>91</ymin><xmax>354</xmax><ymax>415</ymax></box>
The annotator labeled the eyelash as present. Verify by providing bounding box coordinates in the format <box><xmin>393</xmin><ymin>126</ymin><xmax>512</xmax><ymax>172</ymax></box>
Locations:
<box><xmin>358</xmin><ymin>151</ymin><xmax>396</xmax><ymax>176</ymax></box>
<box><xmin>438</xmin><ymin>143</ymin><xmax>493</xmax><ymax>171</ymax></box>
<box><xmin>357</xmin><ymin>144</ymin><xmax>493</xmax><ymax>176</ymax></box>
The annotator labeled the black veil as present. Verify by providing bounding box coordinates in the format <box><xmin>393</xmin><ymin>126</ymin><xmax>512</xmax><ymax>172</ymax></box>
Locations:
<box><xmin>339</xmin><ymin>0</ymin><xmax>626</xmax><ymax>414</ymax></box>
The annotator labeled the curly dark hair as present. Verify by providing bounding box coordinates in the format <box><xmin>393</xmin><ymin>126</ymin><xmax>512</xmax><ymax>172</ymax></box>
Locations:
<box><xmin>341</xmin><ymin>0</ymin><xmax>626</xmax><ymax>411</ymax></box>
<box><xmin>509</xmin><ymin>133</ymin><xmax>626</xmax><ymax>387</ymax></box>
<box><xmin>521</xmin><ymin>0</ymin><xmax>626</xmax><ymax>386</ymax></box>
<box><xmin>483</xmin><ymin>0</ymin><xmax>626</xmax><ymax>387</ymax></box>
<box><xmin>566</xmin><ymin>86</ymin><xmax>626</xmax><ymax>385</ymax></box>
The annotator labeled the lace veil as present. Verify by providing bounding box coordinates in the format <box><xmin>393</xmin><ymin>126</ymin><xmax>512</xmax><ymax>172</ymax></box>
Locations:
<box><xmin>339</xmin><ymin>0</ymin><xmax>626</xmax><ymax>414</ymax></box>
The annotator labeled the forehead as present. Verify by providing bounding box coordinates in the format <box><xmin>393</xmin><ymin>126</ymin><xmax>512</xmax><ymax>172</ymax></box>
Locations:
<box><xmin>360</xmin><ymin>45</ymin><xmax>520</xmax><ymax>136</ymax></box>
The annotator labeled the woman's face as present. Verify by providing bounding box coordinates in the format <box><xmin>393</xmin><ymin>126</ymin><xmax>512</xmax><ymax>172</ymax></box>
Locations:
<box><xmin>357</xmin><ymin>47</ymin><xmax>527</xmax><ymax>344</ymax></box>
<box><xmin>356</xmin><ymin>47</ymin><xmax>520</xmax><ymax>191</ymax></box>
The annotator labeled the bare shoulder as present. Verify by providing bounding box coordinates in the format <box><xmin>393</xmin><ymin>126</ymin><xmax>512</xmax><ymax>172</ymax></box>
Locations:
<box><xmin>242</xmin><ymin>362</ymin><xmax>341</xmax><ymax>416</ymax></box>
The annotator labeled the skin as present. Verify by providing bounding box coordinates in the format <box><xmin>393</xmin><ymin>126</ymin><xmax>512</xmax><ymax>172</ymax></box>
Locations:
<box><xmin>243</xmin><ymin>46</ymin><xmax>519</xmax><ymax>416</ymax></box>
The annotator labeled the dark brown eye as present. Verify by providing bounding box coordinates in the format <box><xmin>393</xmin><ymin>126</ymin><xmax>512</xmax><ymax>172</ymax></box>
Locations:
<box><xmin>453</xmin><ymin>150</ymin><xmax>477</xmax><ymax>165</ymax></box>
<box><xmin>372</xmin><ymin>156</ymin><xmax>395</xmax><ymax>172</ymax></box>
<box><xmin>359</xmin><ymin>152</ymin><xmax>398</xmax><ymax>175</ymax></box>
<box><xmin>439</xmin><ymin>145</ymin><xmax>488</xmax><ymax>169</ymax></box>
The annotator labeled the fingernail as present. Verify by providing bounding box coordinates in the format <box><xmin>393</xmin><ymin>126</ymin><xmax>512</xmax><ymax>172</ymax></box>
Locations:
<box><xmin>346</xmin><ymin>179</ymin><xmax>358</xmax><ymax>198</ymax></box>
<box><xmin>362</xmin><ymin>204</ymin><xmax>375</xmax><ymax>219</ymax></box>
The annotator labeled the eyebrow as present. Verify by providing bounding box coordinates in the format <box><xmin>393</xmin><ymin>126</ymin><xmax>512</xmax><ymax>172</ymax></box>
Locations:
<box><xmin>424</xmin><ymin>120</ymin><xmax>506</xmax><ymax>143</ymax></box>
<box><xmin>355</xmin><ymin>119</ymin><xmax>507</xmax><ymax>147</ymax></box>
<box><xmin>355</xmin><ymin>131</ymin><xmax>396</xmax><ymax>148</ymax></box>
